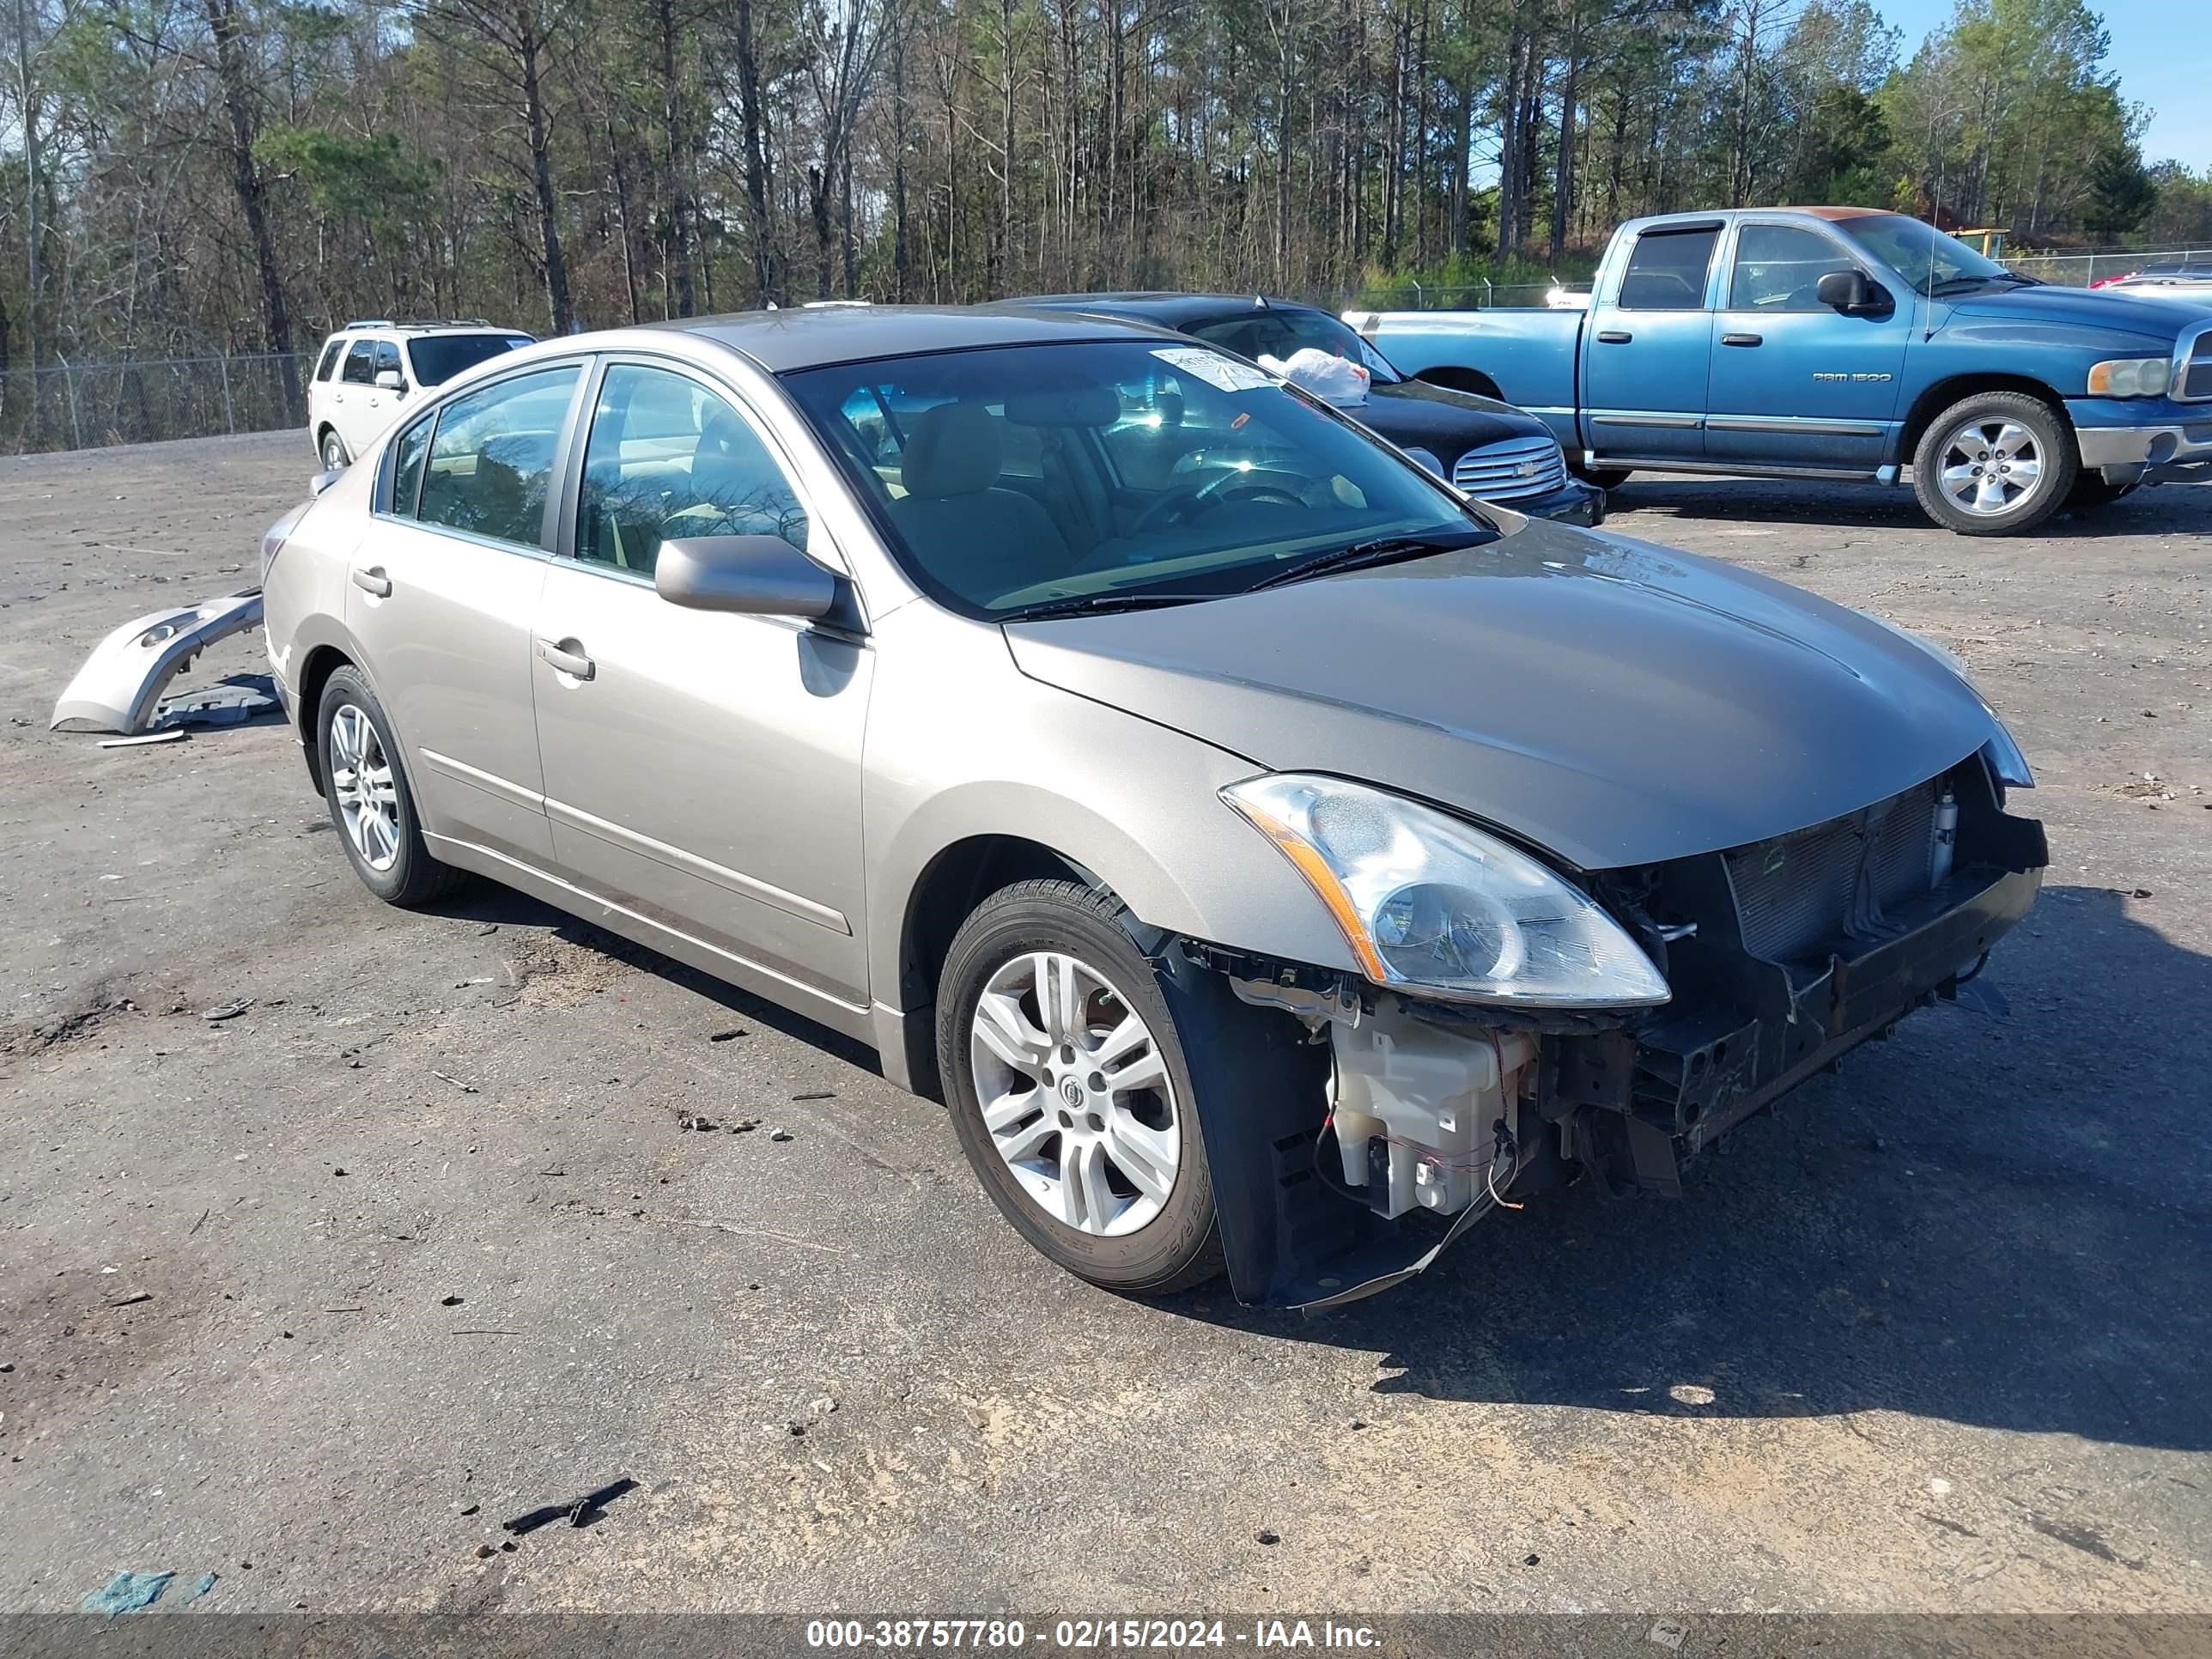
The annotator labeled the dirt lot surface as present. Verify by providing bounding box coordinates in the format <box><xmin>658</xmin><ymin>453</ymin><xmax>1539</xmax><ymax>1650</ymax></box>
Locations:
<box><xmin>2</xmin><ymin>433</ymin><xmax>2208</xmax><ymax>1620</ymax></box>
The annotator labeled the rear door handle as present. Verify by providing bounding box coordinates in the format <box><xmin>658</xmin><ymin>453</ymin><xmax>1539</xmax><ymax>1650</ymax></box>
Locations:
<box><xmin>1595</xmin><ymin>330</ymin><xmax>1633</xmax><ymax>344</ymax></box>
<box><xmin>535</xmin><ymin>637</ymin><xmax>595</xmax><ymax>681</ymax></box>
<box><xmin>351</xmin><ymin>566</ymin><xmax>392</xmax><ymax>597</ymax></box>
<box><xmin>1721</xmin><ymin>332</ymin><xmax>1764</xmax><ymax>347</ymax></box>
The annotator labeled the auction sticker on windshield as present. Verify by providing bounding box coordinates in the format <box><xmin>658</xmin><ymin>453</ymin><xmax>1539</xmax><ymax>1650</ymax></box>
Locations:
<box><xmin>1151</xmin><ymin>346</ymin><xmax>1275</xmax><ymax>392</ymax></box>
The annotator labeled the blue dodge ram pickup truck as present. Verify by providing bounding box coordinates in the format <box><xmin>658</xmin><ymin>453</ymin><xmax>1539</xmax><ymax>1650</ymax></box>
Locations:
<box><xmin>1349</xmin><ymin>206</ymin><xmax>2212</xmax><ymax>534</ymax></box>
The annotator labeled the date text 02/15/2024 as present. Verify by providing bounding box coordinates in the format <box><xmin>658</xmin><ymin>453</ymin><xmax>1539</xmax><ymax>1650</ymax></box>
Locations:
<box><xmin>803</xmin><ymin>1620</ymin><xmax>1381</xmax><ymax>1650</ymax></box>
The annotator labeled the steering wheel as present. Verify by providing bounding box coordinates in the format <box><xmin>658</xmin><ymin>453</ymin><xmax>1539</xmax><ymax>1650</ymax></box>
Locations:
<box><xmin>1131</xmin><ymin>469</ymin><xmax>1307</xmax><ymax>535</ymax></box>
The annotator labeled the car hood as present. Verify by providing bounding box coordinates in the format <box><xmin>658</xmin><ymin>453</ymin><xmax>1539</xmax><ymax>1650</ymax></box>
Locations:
<box><xmin>1358</xmin><ymin>378</ymin><xmax>1546</xmax><ymax>454</ymax></box>
<box><xmin>1944</xmin><ymin>281</ymin><xmax>2212</xmax><ymax>339</ymax></box>
<box><xmin>1003</xmin><ymin>516</ymin><xmax>1998</xmax><ymax>872</ymax></box>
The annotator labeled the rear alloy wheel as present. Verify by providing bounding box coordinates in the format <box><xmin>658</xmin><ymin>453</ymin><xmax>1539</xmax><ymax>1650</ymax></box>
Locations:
<box><xmin>315</xmin><ymin>666</ymin><xmax>463</xmax><ymax>907</ymax></box>
<box><xmin>319</xmin><ymin>429</ymin><xmax>350</xmax><ymax>471</ymax></box>
<box><xmin>937</xmin><ymin>880</ymin><xmax>1222</xmax><ymax>1294</ymax></box>
<box><xmin>1911</xmin><ymin>392</ymin><xmax>2075</xmax><ymax>535</ymax></box>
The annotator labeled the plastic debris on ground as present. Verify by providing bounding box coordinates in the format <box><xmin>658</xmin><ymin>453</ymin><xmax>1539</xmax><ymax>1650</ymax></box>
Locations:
<box><xmin>80</xmin><ymin>1571</ymin><xmax>174</xmax><ymax>1617</ymax></box>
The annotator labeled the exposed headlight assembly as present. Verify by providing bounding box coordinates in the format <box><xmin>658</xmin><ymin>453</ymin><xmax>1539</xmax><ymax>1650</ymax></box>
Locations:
<box><xmin>1221</xmin><ymin>774</ymin><xmax>1670</xmax><ymax>1007</ymax></box>
<box><xmin>2087</xmin><ymin>357</ymin><xmax>2173</xmax><ymax>398</ymax></box>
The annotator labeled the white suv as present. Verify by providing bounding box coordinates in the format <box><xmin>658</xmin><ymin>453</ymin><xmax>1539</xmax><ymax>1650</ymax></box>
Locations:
<box><xmin>307</xmin><ymin>320</ymin><xmax>534</xmax><ymax>471</ymax></box>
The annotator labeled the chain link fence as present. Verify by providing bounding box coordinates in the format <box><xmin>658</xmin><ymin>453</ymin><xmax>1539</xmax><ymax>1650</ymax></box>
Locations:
<box><xmin>0</xmin><ymin>352</ymin><xmax>311</xmax><ymax>457</ymax></box>
<box><xmin>2002</xmin><ymin>246</ymin><xmax>2212</xmax><ymax>288</ymax></box>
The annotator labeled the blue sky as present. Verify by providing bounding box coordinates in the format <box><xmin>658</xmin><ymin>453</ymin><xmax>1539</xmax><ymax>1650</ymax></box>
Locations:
<box><xmin>1873</xmin><ymin>0</ymin><xmax>2209</xmax><ymax>169</ymax></box>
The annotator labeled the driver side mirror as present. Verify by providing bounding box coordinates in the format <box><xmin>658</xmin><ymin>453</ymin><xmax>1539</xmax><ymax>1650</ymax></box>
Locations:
<box><xmin>1817</xmin><ymin>269</ymin><xmax>1889</xmax><ymax>315</ymax></box>
<box><xmin>656</xmin><ymin>534</ymin><xmax>837</xmax><ymax>620</ymax></box>
<box><xmin>374</xmin><ymin>368</ymin><xmax>404</xmax><ymax>393</ymax></box>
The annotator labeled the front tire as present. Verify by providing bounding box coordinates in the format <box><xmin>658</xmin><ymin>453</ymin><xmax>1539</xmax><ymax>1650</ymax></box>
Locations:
<box><xmin>315</xmin><ymin>666</ymin><xmax>463</xmax><ymax>907</ymax></box>
<box><xmin>1911</xmin><ymin>392</ymin><xmax>2075</xmax><ymax>535</ymax></box>
<box><xmin>1571</xmin><ymin>461</ymin><xmax>1633</xmax><ymax>489</ymax></box>
<box><xmin>936</xmin><ymin>879</ymin><xmax>1224</xmax><ymax>1295</ymax></box>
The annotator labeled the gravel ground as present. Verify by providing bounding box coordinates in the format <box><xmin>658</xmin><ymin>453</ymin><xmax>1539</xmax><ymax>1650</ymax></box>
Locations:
<box><xmin>1</xmin><ymin>433</ymin><xmax>2208</xmax><ymax>1620</ymax></box>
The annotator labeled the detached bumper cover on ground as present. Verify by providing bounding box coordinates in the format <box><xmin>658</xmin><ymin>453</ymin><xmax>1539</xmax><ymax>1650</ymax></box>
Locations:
<box><xmin>49</xmin><ymin>588</ymin><xmax>264</xmax><ymax>735</ymax></box>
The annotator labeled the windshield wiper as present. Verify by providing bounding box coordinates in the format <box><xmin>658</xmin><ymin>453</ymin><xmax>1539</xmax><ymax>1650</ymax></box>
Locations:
<box><xmin>1243</xmin><ymin>530</ymin><xmax>1487</xmax><ymax>593</ymax></box>
<box><xmin>1000</xmin><ymin>590</ymin><xmax>1218</xmax><ymax>623</ymax></box>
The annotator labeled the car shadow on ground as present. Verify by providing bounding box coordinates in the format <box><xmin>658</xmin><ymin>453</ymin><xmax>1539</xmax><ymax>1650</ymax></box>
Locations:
<box><xmin>422</xmin><ymin>883</ymin><xmax>885</xmax><ymax>1075</ymax></box>
<box><xmin>1613</xmin><ymin>474</ymin><xmax>2211</xmax><ymax>536</ymax></box>
<box><xmin>1164</xmin><ymin>886</ymin><xmax>2212</xmax><ymax>1453</ymax></box>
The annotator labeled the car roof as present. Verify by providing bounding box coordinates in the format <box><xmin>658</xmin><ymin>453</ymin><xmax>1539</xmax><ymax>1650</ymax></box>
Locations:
<box><xmin>326</xmin><ymin>322</ymin><xmax>532</xmax><ymax>339</ymax></box>
<box><xmin>997</xmin><ymin>292</ymin><xmax>1327</xmax><ymax>328</ymax></box>
<box><xmin>649</xmin><ymin>304</ymin><xmax>1182</xmax><ymax>373</ymax></box>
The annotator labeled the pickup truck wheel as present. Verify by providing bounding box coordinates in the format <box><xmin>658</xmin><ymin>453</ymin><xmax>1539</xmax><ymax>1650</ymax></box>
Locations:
<box><xmin>1912</xmin><ymin>392</ymin><xmax>2076</xmax><ymax>535</ymax></box>
<box><xmin>1572</xmin><ymin>463</ymin><xmax>1632</xmax><ymax>489</ymax></box>
<box><xmin>936</xmin><ymin>879</ymin><xmax>1224</xmax><ymax>1295</ymax></box>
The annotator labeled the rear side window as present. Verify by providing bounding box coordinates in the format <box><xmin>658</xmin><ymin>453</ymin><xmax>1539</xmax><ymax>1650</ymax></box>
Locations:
<box><xmin>315</xmin><ymin>339</ymin><xmax>347</xmax><ymax>382</ymax></box>
<box><xmin>386</xmin><ymin>413</ymin><xmax>433</xmax><ymax>517</ymax></box>
<box><xmin>341</xmin><ymin>342</ymin><xmax>377</xmax><ymax>385</ymax></box>
<box><xmin>1617</xmin><ymin>227</ymin><xmax>1721</xmax><ymax>310</ymax></box>
<box><xmin>416</xmin><ymin>365</ymin><xmax>581</xmax><ymax>549</ymax></box>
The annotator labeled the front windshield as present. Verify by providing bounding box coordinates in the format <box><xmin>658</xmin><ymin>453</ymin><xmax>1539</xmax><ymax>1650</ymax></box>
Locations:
<box><xmin>781</xmin><ymin>340</ymin><xmax>1487</xmax><ymax>618</ymax></box>
<box><xmin>407</xmin><ymin>333</ymin><xmax>535</xmax><ymax>386</ymax></box>
<box><xmin>1186</xmin><ymin>307</ymin><xmax>1402</xmax><ymax>384</ymax></box>
<box><xmin>1839</xmin><ymin>214</ymin><xmax>2014</xmax><ymax>296</ymax></box>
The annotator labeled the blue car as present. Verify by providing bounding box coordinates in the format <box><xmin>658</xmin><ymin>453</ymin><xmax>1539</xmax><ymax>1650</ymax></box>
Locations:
<box><xmin>1349</xmin><ymin>208</ymin><xmax>2212</xmax><ymax>535</ymax></box>
<box><xmin>1000</xmin><ymin>293</ymin><xmax>1607</xmax><ymax>526</ymax></box>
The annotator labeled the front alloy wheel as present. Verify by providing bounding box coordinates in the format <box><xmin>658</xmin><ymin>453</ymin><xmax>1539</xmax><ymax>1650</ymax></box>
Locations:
<box><xmin>969</xmin><ymin>949</ymin><xmax>1183</xmax><ymax>1237</ymax></box>
<box><xmin>1911</xmin><ymin>391</ymin><xmax>2075</xmax><ymax>535</ymax></box>
<box><xmin>938</xmin><ymin>879</ymin><xmax>1224</xmax><ymax>1294</ymax></box>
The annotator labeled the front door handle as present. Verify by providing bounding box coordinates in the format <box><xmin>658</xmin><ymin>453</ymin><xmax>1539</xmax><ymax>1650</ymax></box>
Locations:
<box><xmin>351</xmin><ymin>566</ymin><xmax>392</xmax><ymax>597</ymax></box>
<box><xmin>1595</xmin><ymin>330</ymin><xmax>1633</xmax><ymax>344</ymax></box>
<box><xmin>1721</xmin><ymin>332</ymin><xmax>1764</xmax><ymax>347</ymax></box>
<box><xmin>535</xmin><ymin>637</ymin><xmax>595</xmax><ymax>681</ymax></box>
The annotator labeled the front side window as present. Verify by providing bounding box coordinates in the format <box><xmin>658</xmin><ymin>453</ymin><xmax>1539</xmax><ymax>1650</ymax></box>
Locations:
<box><xmin>386</xmin><ymin>413</ymin><xmax>433</xmax><ymax>516</ymax></box>
<box><xmin>783</xmin><ymin>340</ymin><xmax>1487</xmax><ymax>617</ymax></box>
<box><xmin>416</xmin><ymin>365</ymin><xmax>581</xmax><ymax>549</ymax></box>
<box><xmin>576</xmin><ymin>364</ymin><xmax>809</xmax><ymax>575</ymax></box>
<box><xmin>1729</xmin><ymin>224</ymin><xmax>1856</xmax><ymax>312</ymax></box>
<box><xmin>1617</xmin><ymin>226</ymin><xmax>1721</xmax><ymax>310</ymax></box>
<box><xmin>315</xmin><ymin>339</ymin><xmax>347</xmax><ymax>382</ymax></box>
<box><xmin>341</xmin><ymin>342</ymin><xmax>377</xmax><ymax>386</ymax></box>
<box><xmin>373</xmin><ymin>340</ymin><xmax>403</xmax><ymax>381</ymax></box>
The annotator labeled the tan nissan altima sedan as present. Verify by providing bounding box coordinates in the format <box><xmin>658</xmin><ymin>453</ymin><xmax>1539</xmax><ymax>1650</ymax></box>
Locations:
<box><xmin>258</xmin><ymin>307</ymin><xmax>2045</xmax><ymax>1308</ymax></box>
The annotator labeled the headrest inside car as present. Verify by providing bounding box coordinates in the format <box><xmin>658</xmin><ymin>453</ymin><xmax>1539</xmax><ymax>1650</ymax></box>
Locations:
<box><xmin>1003</xmin><ymin>385</ymin><xmax>1120</xmax><ymax>428</ymax></box>
<box><xmin>901</xmin><ymin>403</ymin><xmax>1002</xmax><ymax>498</ymax></box>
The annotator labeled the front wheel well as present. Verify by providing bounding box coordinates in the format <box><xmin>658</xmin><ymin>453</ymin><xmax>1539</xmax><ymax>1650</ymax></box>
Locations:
<box><xmin>295</xmin><ymin>644</ymin><xmax>355</xmax><ymax>795</ymax></box>
<box><xmin>1899</xmin><ymin>374</ymin><xmax>2070</xmax><ymax>464</ymax></box>
<box><xmin>896</xmin><ymin>835</ymin><xmax>1105</xmax><ymax>1098</ymax></box>
<box><xmin>1416</xmin><ymin>365</ymin><xmax>1505</xmax><ymax>402</ymax></box>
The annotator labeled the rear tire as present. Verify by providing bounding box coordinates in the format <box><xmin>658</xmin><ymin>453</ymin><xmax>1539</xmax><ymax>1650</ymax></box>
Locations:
<box><xmin>936</xmin><ymin>879</ymin><xmax>1224</xmax><ymax>1295</ymax></box>
<box><xmin>315</xmin><ymin>666</ymin><xmax>465</xmax><ymax>908</ymax></box>
<box><xmin>319</xmin><ymin>428</ymin><xmax>350</xmax><ymax>471</ymax></box>
<box><xmin>1571</xmin><ymin>461</ymin><xmax>1633</xmax><ymax>489</ymax></box>
<box><xmin>1911</xmin><ymin>392</ymin><xmax>2075</xmax><ymax>535</ymax></box>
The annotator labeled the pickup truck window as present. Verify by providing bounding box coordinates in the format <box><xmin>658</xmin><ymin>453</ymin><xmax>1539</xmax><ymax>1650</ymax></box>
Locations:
<box><xmin>1838</xmin><ymin>214</ymin><xmax>2012</xmax><ymax>297</ymax></box>
<box><xmin>1617</xmin><ymin>226</ymin><xmax>1721</xmax><ymax>310</ymax></box>
<box><xmin>1729</xmin><ymin>225</ymin><xmax>1852</xmax><ymax>311</ymax></box>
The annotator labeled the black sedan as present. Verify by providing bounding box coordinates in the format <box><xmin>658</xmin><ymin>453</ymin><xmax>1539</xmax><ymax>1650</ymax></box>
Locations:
<box><xmin>1004</xmin><ymin>292</ymin><xmax>1606</xmax><ymax>526</ymax></box>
